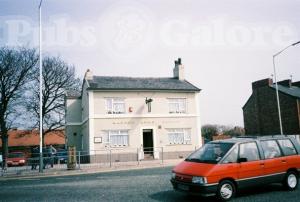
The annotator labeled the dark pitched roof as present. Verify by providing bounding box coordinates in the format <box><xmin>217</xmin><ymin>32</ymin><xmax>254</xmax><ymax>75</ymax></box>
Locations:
<box><xmin>243</xmin><ymin>79</ymin><xmax>300</xmax><ymax>109</ymax></box>
<box><xmin>86</xmin><ymin>76</ymin><xmax>201</xmax><ymax>92</ymax></box>
<box><xmin>271</xmin><ymin>84</ymin><xmax>300</xmax><ymax>99</ymax></box>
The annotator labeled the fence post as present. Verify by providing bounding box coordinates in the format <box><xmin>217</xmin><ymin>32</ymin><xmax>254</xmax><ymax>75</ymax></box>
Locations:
<box><xmin>161</xmin><ymin>147</ymin><xmax>164</xmax><ymax>164</ymax></box>
<box><xmin>109</xmin><ymin>149</ymin><xmax>112</xmax><ymax>168</ymax></box>
<box><xmin>137</xmin><ymin>148</ymin><xmax>140</xmax><ymax>165</ymax></box>
<box><xmin>78</xmin><ymin>151</ymin><xmax>81</xmax><ymax>170</ymax></box>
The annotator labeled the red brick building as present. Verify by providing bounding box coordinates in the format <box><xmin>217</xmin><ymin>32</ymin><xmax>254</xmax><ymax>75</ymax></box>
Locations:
<box><xmin>243</xmin><ymin>78</ymin><xmax>300</xmax><ymax>135</ymax></box>
<box><xmin>0</xmin><ymin>129</ymin><xmax>65</xmax><ymax>157</ymax></box>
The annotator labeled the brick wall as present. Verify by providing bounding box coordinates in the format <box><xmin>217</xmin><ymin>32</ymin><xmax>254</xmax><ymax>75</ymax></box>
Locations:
<box><xmin>243</xmin><ymin>85</ymin><xmax>300</xmax><ymax>135</ymax></box>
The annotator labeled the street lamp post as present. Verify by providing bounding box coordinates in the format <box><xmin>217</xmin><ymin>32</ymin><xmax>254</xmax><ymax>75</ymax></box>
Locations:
<box><xmin>39</xmin><ymin>0</ymin><xmax>43</xmax><ymax>173</ymax></box>
<box><xmin>272</xmin><ymin>41</ymin><xmax>300</xmax><ymax>136</ymax></box>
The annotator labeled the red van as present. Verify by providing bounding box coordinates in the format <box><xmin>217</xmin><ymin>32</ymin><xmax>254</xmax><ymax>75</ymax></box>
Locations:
<box><xmin>171</xmin><ymin>136</ymin><xmax>300</xmax><ymax>201</ymax></box>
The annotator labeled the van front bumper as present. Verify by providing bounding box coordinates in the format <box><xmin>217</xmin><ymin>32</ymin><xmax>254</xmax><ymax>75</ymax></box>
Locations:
<box><xmin>170</xmin><ymin>179</ymin><xmax>218</xmax><ymax>196</ymax></box>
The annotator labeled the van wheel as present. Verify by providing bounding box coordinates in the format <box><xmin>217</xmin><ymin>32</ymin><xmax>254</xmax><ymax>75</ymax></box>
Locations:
<box><xmin>283</xmin><ymin>171</ymin><xmax>298</xmax><ymax>191</ymax></box>
<box><xmin>216</xmin><ymin>180</ymin><xmax>236</xmax><ymax>201</ymax></box>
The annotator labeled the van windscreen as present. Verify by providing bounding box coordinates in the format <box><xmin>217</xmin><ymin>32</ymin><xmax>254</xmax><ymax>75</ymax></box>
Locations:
<box><xmin>186</xmin><ymin>143</ymin><xmax>234</xmax><ymax>164</ymax></box>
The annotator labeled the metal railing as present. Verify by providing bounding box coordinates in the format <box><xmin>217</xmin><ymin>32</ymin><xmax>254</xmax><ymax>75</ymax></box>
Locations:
<box><xmin>0</xmin><ymin>147</ymin><xmax>195</xmax><ymax>176</ymax></box>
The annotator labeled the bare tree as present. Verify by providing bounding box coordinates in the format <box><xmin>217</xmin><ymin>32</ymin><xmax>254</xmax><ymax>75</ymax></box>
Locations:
<box><xmin>27</xmin><ymin>56</ymin><xmax>80</xmax><ymax>146</ymax></box>
<box><xmin>0</xmin><ymin>47</ymin><xmax>38</xmax><ymax>168</ymax></box>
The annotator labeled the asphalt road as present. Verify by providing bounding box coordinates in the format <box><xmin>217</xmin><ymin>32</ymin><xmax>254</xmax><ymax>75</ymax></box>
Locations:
<box><xmin>0</xmin><ymin>167</ymin><xmax>299</xmax><ymax>202</ymax></box>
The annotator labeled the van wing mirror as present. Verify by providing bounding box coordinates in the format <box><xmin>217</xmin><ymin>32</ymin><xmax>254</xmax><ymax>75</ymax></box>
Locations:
<box><xmin>238</xmin><ymin>157</ymin><xmax>248</xmax><ymax>163</ymax></box>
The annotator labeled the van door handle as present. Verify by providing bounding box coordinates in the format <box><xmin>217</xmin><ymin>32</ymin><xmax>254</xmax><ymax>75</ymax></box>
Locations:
<box><xmin>260</xmin><ymin>163</ymin><xmax>264</xmax><ymax>166</ymax></box>
<box><xmin>282</xmin><ymin>160</ymin><xmax>287</xmax><ymax>163</ymax></box>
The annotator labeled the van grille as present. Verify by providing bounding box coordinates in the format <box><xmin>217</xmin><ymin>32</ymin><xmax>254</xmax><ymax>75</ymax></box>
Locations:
<box><xmin>175</xmin><ymin>173</ymin><xmax>192</xmax><ymax>183</ymax></box>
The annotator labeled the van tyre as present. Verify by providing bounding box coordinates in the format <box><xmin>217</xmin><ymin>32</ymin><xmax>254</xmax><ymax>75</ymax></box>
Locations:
<box><xmin>216</xmin><ymin>180</ymin><xmax>236</xmax><ymax>201</ymax></box>
<box><xmin>283</xmin><ymin>171</ymin><xmax>298</xmax><ymax>191</ymax></box>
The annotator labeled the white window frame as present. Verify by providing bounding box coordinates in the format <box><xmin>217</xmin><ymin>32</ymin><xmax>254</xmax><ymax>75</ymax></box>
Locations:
<box><xmin>168</xmin><ymin>98</ymin><xmax>187</xmax><ymax>114</ymax></box>
<box><xmin>103</xmin><ymin>130</ymin><xmax>129</xmax><ymax>147</ymax></box>
<box><xmin>167</xmin><ymin>128</ymin><xmax>191</xmax><ymax>145</ymax></box>
<box><xmin>105</xmin><ymin>98</ymin><xmax>125</xmax><ymax>114</ymax></box>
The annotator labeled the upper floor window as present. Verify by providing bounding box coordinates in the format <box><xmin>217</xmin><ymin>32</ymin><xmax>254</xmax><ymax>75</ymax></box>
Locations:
<box><xmin>106</xmin><ymin>98</ymin><xmax>125</xmax><ymax>114</ymax></box>
<box><xmin>168</xmin><ymin>98</ymin><xmax>186</xmax><ymax>114</ymax></box>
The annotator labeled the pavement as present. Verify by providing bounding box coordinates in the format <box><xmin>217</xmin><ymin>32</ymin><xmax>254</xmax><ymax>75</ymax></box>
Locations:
<box><xmin>0</xmin><ymin>159</ymin><xmax>183</xmax><ymax>180</ymax></box>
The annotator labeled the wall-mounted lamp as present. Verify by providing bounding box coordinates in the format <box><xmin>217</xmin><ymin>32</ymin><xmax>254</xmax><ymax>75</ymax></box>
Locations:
<box><xmin>145</xmin><ymin>97</ymin><xmax>153</xmax><ymax>112</ymax></box>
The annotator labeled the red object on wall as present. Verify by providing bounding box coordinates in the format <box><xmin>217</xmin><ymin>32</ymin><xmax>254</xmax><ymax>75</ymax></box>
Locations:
<box><xmin>129</xmin><ymin>107</ymin><xmax>133</xmax><ymax>112</ymax></box>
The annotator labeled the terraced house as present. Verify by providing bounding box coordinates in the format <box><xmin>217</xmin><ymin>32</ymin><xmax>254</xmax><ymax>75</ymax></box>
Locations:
<box><xmin>65</xmin><ymin>59</ymin><xmax>202</xmax><ymax>161</ymax></box>
<box><xmin>243</xmin><ymin>78</ymin><xmax>300</xmax><ymax>136</ymax></box>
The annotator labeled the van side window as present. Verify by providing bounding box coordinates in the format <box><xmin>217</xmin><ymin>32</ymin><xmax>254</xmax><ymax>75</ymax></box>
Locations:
<box><xmin>239</xmin><ymin>142</ymin><xmax>260</xmax><ymax>161</ymax></box>
<box><xmin>261</xmin><ymin>140</ymin><xmax>281</xmax><ymax>159</ymax></box>
<box><xmin>222</xmin><ymin>146</ymin><xmax>238</xmax><ymax>164</ymax></box>
<box><xmin>277</xmin><ymin>139</ymin><xmax>297</xmax><ymax>156</ymax></box>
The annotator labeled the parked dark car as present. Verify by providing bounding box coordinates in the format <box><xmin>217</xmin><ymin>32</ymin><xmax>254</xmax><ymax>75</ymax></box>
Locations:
<box><xmin>43</xmin><ymin>147</ymin><xmax>56</xmax><ymax>168</ymax></box>
<box><xmin>54</xmin><ymin>149</ymin><xmax>68</xmax><ymax>164</ymax></box>
<box><xmin>29</xmin><ymin>147</ymin><xmax>57</xmax><ymax>169</ymax></box>
<box><xmin>7</xmin><ymin>152</ymin><xmax>26</xmax><ymax>167</ymax></box>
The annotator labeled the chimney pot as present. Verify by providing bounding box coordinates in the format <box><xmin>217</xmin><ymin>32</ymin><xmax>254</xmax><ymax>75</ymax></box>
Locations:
<box><xmin>178</xmin><ymin>58</ymin><xmax>181</xmax><ymax>65</ymax></box>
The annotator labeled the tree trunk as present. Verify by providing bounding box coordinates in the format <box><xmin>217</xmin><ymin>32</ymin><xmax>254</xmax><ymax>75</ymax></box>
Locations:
<box><xmin>0</xmin><ymin>123</ymin><xmax>9</xmax><ymax>169</ymax></box>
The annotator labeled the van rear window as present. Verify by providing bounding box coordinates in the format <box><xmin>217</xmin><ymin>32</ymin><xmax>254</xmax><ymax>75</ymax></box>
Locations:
<box><xmin>186</xmin><ymin>143</ymin><xmax>234</xmax><ymax>164</ymax></box>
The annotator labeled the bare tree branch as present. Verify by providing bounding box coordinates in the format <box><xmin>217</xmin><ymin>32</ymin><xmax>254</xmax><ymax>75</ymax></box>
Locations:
<box><xmin>27</xmin><ymin>56</ymin><xmax>80</xmax><ymax>146</ymax></box>
<box><xmin>0</xmin><ymin>46</ymin><xmax>38</xmax><ymax>168</ymax></box>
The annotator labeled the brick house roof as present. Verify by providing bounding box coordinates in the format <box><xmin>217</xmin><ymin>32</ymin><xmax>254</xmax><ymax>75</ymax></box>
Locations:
<box><xmin>271</xmin><ymin>84</ymin><xmax>300</xmax><ymax>99</ymax></box>
<box><xmin>0</xmin><ymin>130</ymin><xmax>65</xmax><ymax>147</ymax></box>
<box><xmin>243</xmin><ymin>78</ymin><xmax>300</xmax><ymax>109</ymax></box>
<box><xmin>87</xmin><ymin>76</ymin><xmax>201</xmax><ymax>92</ymax></box>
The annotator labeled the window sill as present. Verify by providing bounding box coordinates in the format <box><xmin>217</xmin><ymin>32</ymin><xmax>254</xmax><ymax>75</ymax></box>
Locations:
<box><xmin>104</xmin><ymin>145</ymin><xmax>129</xmax><ymax>148</ymax></box>
<box><xmin>166</xmin><ymin>143</ymin><xmax>192</xmax><ymax>146</ymax></box>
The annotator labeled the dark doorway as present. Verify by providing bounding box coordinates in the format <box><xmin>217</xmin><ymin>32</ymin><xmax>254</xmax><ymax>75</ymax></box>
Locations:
<box><xmin>143</xmin><ymin>129</ymin><xmax>154</xmax><ymax>157</ymax></box>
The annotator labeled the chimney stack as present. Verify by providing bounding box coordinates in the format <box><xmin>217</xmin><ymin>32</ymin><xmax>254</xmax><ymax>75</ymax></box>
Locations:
<box><xmin>84</xmin><ymin>69</ymin><xmax>93</xmax><ymax>80</ymax></box>
<box><xmin>252</xmin><ymin>78</ymin><xmax>273</xmax><ymax>91</ymax></box>
<box><xmin>173</xmin><ymin>58</ymin><xmax>184</xmax><ymax>81</ymax></box>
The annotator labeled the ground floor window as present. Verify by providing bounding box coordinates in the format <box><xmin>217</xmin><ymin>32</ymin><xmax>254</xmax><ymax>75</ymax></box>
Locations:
<box><xmin>103</xmin><ymin>130</ymin><xmax>129</xmax><ymax>147</ymax></box>
<box><xmin>167</xmin><ymin>128</ymin><xmax>191</xmax><ymax>145</ymax></box>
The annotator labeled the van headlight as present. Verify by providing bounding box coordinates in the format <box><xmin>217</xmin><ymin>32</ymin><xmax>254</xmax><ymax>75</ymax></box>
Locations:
<box><xmin>171</xmin><ymin>172</ymin><xmax>176</xmax><ymax>179</ymax></box>
<box><xmin>192</xmin><ymin>176</ymin><xmax>207</xmax><ymax>184</ymax></box>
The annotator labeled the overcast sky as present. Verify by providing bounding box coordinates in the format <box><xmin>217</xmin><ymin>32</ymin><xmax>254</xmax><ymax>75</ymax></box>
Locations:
<box><xmin>1</xmin><ymin>0</ymin><xmax>300</xmax><ymax>127</ymax></box>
